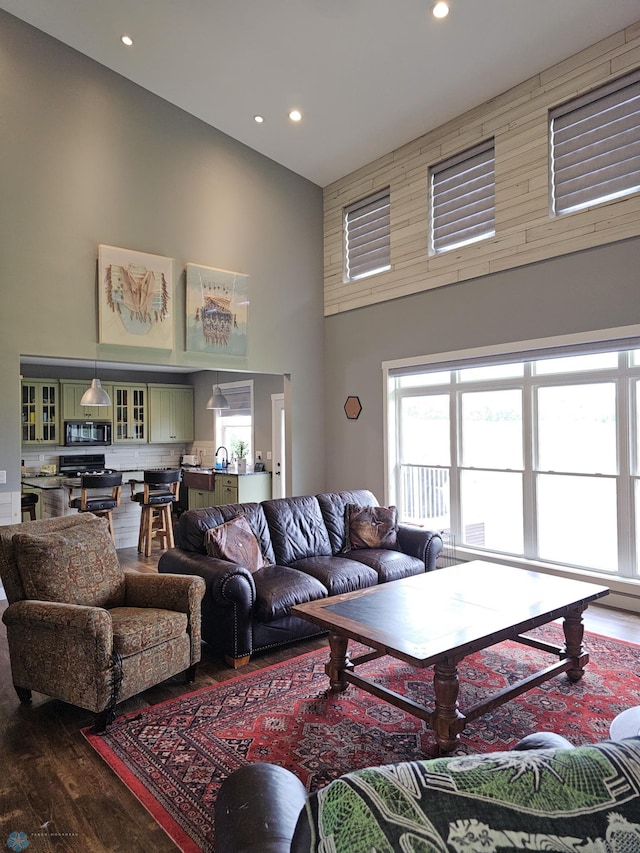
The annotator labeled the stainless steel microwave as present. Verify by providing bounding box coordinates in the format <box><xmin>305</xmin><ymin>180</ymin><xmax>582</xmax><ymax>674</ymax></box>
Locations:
<box><xmin>64</xmin><ymin>420</ymin><xmax>112</xmax><ymax>447</ymax></box>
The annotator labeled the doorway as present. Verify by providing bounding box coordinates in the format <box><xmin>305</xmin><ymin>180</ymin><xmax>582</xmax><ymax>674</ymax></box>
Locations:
<box><xmin>271</xmin><ymin>393</ymin><xmax>285</xmax><ymax>498</ymax></box>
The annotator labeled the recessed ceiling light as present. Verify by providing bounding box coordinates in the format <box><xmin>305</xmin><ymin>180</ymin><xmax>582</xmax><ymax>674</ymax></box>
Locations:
<box><xmin>432</xmin><ymin>2</ymin><xmax>449</xmax><ymax>18</ymax></box>
<box><xmin>254</xmin><ymin>115</ymin><xmax>264</xmax><ymax>124</ymax></box>
<box><xmin>121</xmin><ymin>34</ymin><xmax>133</xmax><ymax>46</ymax></box>
<box><xmin>289</xmin><ymin>109</ymin><xmax>302</xmax><ymax>122</ymax></box>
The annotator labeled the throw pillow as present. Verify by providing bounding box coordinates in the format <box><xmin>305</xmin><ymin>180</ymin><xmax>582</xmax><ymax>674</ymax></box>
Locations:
<box><xmin>13</xmin><ymin>516</ymin><xmax>125</xmax><ymax>607</ymax></box>
<box><xmin>204</xmin><ymin>514</ymin><xmax>269</xmax><ymax>572</ymax></box>
<box><xmin>344</xmin><ymin>504</ymin><xmax>399</xmax><ymax>552</ymax></box>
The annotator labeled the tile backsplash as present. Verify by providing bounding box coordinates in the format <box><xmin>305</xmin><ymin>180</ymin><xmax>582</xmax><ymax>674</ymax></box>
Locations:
<box><xmin>21</xmin><ymin>444</ymin><xmax>187</xmax><ymax>475</ymax></box>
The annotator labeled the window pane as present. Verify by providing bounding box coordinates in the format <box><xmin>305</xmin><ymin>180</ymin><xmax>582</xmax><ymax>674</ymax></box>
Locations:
<box><xmin>400</xmin><ymin>395</ymin><xmax>449</xmax><ymax>466</ymax></box>
<box><xmin>461</xmin><ymin>389</ymin><xmax>522</xmax><ymax>469</ymax></box>
<box><xmin>460</xmin><ymin>470</ymin><xmax>523</xmax><ymax>553</ymax></box>
<box><xmin>397</xmin><ymin>371</ymin><xmax>449</xmax><ymax>388</ymax></box>
<box><xmin>538</xmin><ymin>474</ymin><xmax>617</xmax><ymax>571</ymax></box>
<box><xmin>537</xmin><ymin>383</ymin><xmax>616</xmax><ymax>474</ymax></box>
<box><xmin>400</xmin><ymin>465</ymin><xmax>449</xmax><ymax>528</ymax></box>
<box><xmin>458</xmin><ymin>363</ymin><xmax>523</xmax><ymax>382</ymax></box>
<box><xmin>534</xmin><ymin>353</ymin><xmax>617</xmax><ymax>374</ymax></box>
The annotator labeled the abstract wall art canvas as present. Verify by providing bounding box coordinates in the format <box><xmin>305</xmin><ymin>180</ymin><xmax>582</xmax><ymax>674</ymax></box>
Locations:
<box><xmin>98</xmin><ymin>245</ymin><xmax>174</xmax><ymax>349</ymax></box>
<box><xmin>186</xmin><ymin>264</ymin><xmax>249</xmax><ymax>356</ymax></box>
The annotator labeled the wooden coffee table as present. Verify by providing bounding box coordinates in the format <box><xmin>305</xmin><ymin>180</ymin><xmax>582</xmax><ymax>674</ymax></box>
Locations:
<box><xmin>292</xmin><ymin>561</ymin><xmax>609</xmax><ymax>752</ymax></box>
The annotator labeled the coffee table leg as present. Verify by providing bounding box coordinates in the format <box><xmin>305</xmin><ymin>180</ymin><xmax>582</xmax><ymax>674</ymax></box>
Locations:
<box><xmin>432</xmin><ymin>659</ymin><xmax>465</xmax><ymax>753</ymax></box>
<box><xmin>563</xmin><ymin>605</ymin><xmax>589</xmax><ymax>682</ymax></box>
<box><xmin>325</xmin><ymin>631</ymin><xmax>350</xmax><ymax>692</ymax></box>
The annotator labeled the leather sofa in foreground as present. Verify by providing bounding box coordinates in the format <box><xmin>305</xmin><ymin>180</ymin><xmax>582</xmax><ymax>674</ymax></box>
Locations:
<box><xmin>159</xmin><ymin>489</ymin><xmax>443</xmax><ymax>667</ymax></box>
<box><xmin>215</xmin><ymin>734</ymin><xmax>640</xmax><ymax>852</ymax></box>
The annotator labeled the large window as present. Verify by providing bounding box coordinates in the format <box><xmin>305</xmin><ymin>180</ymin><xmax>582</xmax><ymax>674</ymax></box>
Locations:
<box><xmin>388</xmin><ymin>347</ymin><xmax>640</xmax><ymax>579</ymax></box>
<box><xmin>214</xmin><ymin>380</ymin><xmax>253</xmax><ymax>462</ymax></box>
<box><xmin>550</xmin><ymin>70</ymin><xmax>640</xmax><ymax>216</ymax></box>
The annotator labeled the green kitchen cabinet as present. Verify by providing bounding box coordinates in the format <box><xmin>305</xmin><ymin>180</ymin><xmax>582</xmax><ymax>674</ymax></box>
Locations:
<box><xmin>113</xmin><ymin>384</ymin><xmax>147</xmax><ymax>442</ymax></box>
<box><xmin>61</xmin><ymin>380</ymin><xmax>114</xmax><ymax>421</ymax></box>
<box><xmin>21</xmin><ymin>379</ymin><xmax>59</xmax><ymax>445</ymax></box>
<box><xmin>148</xmin><ymin>385</ymin><xmax>194</xmax><ymax>444</ymax></box>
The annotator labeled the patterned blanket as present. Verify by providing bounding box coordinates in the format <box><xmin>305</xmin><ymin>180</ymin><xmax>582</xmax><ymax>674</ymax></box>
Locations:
<box><xmin>304</xmin><ymin>737</ymin><xmax>640</xmax><ymax>852</ymax></box>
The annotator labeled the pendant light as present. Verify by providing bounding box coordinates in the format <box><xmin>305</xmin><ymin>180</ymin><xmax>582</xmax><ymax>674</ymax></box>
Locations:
<box><xmin>81</xmin><ymin>363</ymin><xmax>112</xmax><ymax>406</ymax></box>
<box><xmin>206</xmin><ymin>372</ymin><xmax>230</xmax><ymax>410</ymax></box>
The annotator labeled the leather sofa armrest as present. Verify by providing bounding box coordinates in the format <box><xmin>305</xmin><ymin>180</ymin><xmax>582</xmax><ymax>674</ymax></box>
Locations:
<box><xmin>397</xmin><ymin>525</ymin><xmax>443</xmax><ymax>570</ymax></box>
<box><xmin>215</xmin><ymin>763</ymin><xmax>307</xmax><ymax>853</ymax></box>
<box><xmin>158</xmin><ymin>550</ymin><xmax>257</xmax><ymax>604</ymax></box>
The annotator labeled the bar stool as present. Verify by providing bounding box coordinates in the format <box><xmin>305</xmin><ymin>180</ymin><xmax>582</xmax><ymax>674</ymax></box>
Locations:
<box><xmin>68</xmin><ymin>472</ymin><xmax>123</xmax><ymax>542</ymax></box>
<box><xmin>131</xmin><ymin>469</ymin><xmax>181</xmax><ymax>557</ymax></box>
<box><xmin>21</xmin><ymin>492</ymin><xmax>39</xmax><ymax>521</ymax></box>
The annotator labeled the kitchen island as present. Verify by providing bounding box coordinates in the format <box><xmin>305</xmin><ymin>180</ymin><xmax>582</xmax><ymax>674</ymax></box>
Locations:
<box><xmin>21</xmin><ymin>471</ymin><xmax>144</xmax><ymax>550</ymax></box>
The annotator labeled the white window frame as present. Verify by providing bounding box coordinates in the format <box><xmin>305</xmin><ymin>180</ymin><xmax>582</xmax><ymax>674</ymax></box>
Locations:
<box><xmin>214</xmin><ymin>380</ymin><xmax>254</xmax><ymax>461</ymax></box>
<box><xmin>344</xmin><ymin>188</ymin><xmax>391</xmax><ymax>282</ymax></box>
<box><xmin>384</xmin><ymin>325</ymin><xmax>640</xmax><ymax>594</ymax></box>
<box><xmin>429</xmin><ymin>139</ymin><xmax>495</xmax><ymax>255</ymax></box>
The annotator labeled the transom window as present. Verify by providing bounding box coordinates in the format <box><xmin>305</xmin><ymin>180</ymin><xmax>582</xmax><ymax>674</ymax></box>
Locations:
<box><xmin>387</xmin><ymin>345</ymin><xmax>640</xmax><ymax>580</ymax></box>
<box><xmin>344</xmin><ymin>188</ymin><xmax>391</xmax><ymax>281</ymax></box>
<box><xmin>550</xmin><ymin>70</ymin><xmax>640</xmax><ymax>216</ymax></box>
<box><xmin>429</xmin><ymin>139</ymin><xmax>495</xmax><ymax>254</ymax></box>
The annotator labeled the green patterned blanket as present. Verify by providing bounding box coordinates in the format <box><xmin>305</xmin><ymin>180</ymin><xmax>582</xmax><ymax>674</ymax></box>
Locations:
<box><xmin>303</xmin><ymin>737</ymin><xmax>640</xmax><ymax>852</ymax></box>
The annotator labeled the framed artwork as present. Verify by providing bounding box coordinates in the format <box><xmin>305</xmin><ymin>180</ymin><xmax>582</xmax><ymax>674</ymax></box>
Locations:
<box><xmin>186</xmin><ymin>264</ymin><xmax>249</xmax><ymax>356</ymax></box>
<box><xmin>98</xmin><ymin>245</ymin><xmax>174</xmax><ymax>349</ymax></box>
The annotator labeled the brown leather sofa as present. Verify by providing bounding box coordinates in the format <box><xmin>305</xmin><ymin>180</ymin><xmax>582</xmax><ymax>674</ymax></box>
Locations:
<box><xmin>158</xmin><ymin>489</ymin><xmax>443</xmax><ymax>667</ymax></box>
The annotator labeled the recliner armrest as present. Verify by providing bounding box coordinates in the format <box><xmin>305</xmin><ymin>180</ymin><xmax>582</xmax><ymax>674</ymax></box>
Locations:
<box><xmin>123</xmin><ymin>571</ymin><xmax>205</xmax><ymax>613</ymax></box>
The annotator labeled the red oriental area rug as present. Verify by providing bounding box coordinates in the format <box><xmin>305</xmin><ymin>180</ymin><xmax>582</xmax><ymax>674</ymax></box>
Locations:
<box><xmin>84</xmin><ymin>626</ymin><xmax>640</xmax><ymax>853</ymax></box>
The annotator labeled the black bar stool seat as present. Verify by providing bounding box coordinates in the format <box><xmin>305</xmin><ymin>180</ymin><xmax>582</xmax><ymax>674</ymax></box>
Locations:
<box><xmin>68</xmin><ymin>472</ymin><xmax>123</xmax><ymax>542</ymax></box>
<box><xmin>21</xmin><ymin>492</ymin><xmax>39</xmax><ymax>521</ymax></box>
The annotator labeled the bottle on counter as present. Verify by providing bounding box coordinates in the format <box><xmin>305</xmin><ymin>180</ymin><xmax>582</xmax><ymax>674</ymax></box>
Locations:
<box><xmin>21</xmin><ymin>459</ymin><xmax>26</xmax><ymax>476</ymax></box>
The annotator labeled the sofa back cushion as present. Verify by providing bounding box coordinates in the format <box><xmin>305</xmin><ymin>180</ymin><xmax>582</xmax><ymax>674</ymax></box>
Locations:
<box><xmin>262</xmin><ymin>495</ymin><xmax>332</xmax><ymax>565</ymax></box>
<box><xmin>316</xmin><ymin>490</ymin><xmax>379</xmax><ymax>555</ymax></box>
<box><xmin>12</xmin><ymin>516</ymin><xmax>126</xmax><ymax>607</ymax></box>
<box><xmin>175</xmin><ymin>503</ymin><xmax>275</xmax><ymax>564</ymax></box>
<box><xmin>0</xmin><ymin>513</ymin><xmax>97</xmax><ymax>604</ymax></box>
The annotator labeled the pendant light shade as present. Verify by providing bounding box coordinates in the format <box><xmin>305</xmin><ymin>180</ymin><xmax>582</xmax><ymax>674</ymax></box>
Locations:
<box><xmin>81</xmin><ymin>362</ymin><xmax>112</xmax><ymax>406</ymax></box>
<box><xmin>206</xmin><ymin>372</ymin><xmax>230</xmax><ymax>410</ymax></box>
<box><xmin>206</xmin><ymin>385</ymin><xmax>230</xmax><ymax>410</ymax></box>
<box><xmin>81</xmin><ymin>377</ymin><xmax>112</xmax><ymax>407</ymax></box>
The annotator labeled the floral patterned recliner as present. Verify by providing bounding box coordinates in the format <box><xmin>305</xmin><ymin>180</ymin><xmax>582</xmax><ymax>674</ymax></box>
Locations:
<box><xmin>0</xmin><ymin>513</ymin><xmax>205</xmax><ymax>730</ymax></box>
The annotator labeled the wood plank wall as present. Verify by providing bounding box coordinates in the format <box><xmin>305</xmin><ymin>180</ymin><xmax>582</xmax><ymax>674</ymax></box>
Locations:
<box><xmin>323</xmin><ymin>21</ymin><xmax>640</xmax><ymax>317</ymax></box>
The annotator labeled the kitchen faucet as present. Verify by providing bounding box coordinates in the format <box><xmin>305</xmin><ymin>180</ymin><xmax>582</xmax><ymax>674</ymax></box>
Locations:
<box><xmin>215</xmin><ymin>446</ymin><xmax>229</xmax><ymax>469</ymax></box>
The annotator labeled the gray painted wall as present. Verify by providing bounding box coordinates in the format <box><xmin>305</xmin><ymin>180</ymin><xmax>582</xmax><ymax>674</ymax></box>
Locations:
<box><xmin>324</xmin><ymin>237</ymin><xmax>640</xmax><ymax>500</ymax></box>
<box><xmin>1</xmin><ymin>12</ymin><xmax>324</xmax><ymax>496</ymax></box>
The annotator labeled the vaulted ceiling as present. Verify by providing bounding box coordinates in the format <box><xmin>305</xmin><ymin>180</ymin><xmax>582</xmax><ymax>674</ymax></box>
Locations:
<box><xmin>2</xmin><ymin>1</ymin><xmax>638</xmax><ymax>187</ymax></box>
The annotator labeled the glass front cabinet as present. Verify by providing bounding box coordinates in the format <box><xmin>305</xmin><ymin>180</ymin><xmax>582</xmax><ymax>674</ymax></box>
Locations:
<box><xmin>21</xmin><ymin>380</ymin><xmax>59</xmax><ymax>444</ymax></box>
<box><xmin>113</xmin><ymin>384</ymin><xmax>147</xmax><ymax>442</ymax></box>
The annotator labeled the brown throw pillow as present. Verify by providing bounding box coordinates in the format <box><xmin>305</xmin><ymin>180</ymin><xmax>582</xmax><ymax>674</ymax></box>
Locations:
<box><xmin>204</xmin><ymin>514</ymin><xmax>268</xmax><ymax>572</ymax></box>
<box><xmin>13</xmin><ymin>516</ymin><xmax>125</xmax><ymax>607</ymax></box>
<box><xmin>344</xmin><ymin>504</ymin><xmax>399</xmax><ymax>552</ymax></box>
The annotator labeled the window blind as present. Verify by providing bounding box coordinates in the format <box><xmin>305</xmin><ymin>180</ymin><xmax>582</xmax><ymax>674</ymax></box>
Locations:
<box><xmin>344</xmin><ymin>188</ymin><xmax>391</xmax><ymax>281</ymax></box>
<box><xmin>218</xmin><ymin>382</ymin><xmax>252</xmax><ymax>417</ymax></box>
<box><xmin>430</xmin><ymin>140</ymin><xmax>495</xmax><ymax>254</ymax></box>
<box><xmin>550</xmin><ymin>70</ymin><xmax>640</xmax><ymax>215</ymax></box>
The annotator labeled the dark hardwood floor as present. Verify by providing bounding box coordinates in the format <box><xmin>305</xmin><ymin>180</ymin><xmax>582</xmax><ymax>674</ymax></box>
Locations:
<box><xmin>1</xmin><ymin>548</ymin><xmax>638</xmax><ymax>852</ymax></box>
